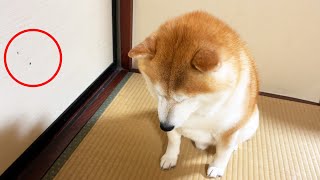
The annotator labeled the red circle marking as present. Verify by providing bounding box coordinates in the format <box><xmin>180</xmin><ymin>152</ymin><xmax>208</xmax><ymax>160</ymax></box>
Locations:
<box><xmin>4</xmin><ymin>29</ymin><xmax>62</xmax><ymax>87</ymax></box>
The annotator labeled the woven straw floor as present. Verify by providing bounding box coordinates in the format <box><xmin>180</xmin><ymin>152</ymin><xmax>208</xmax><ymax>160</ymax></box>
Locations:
<box><xmin>45</xmin><ymin>73</ymin><xmax>320</xmax><ymax>180</ymax></box>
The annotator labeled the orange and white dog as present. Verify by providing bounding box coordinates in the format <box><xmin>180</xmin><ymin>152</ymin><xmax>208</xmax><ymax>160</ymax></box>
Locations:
<box><xmin>129</xmin><ymin>11</ymin><xmax>259</xmax><ymax>178</ymax></box>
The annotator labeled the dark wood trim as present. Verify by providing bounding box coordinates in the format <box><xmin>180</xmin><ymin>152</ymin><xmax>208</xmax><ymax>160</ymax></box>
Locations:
<box><xmin>129</xmin><ymin>68</ymin><xmax>140</xmax><ymax>73</ymax></box>
<box><xmin>120</xmin><ymin>0</ymin><xmax>133</xmax><ymax>70</ymax></box>
<box><xmin>112</xmin><ymin>0</ymin><xmax>120</xmax><ymax>65</ymax></box>
<box><xmin>260</xmin><ymin>92</ymin><xmax>319</xmax><ymax>106</ymax></box>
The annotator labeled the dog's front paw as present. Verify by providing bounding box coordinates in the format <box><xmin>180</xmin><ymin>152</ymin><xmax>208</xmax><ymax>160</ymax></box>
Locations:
<box><xmin>160</xmin><ymin>154</ymin><xmax>178</xmax><ymax>170</ymax></box>
<box><xmin>207</xmin><ymin>166</ymin><xmax>224</xmax><ymax>178</ymax></box>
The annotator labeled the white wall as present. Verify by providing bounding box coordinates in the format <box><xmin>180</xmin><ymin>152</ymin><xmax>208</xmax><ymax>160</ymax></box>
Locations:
<box><xmin>0</xmin><ymin>0</ymin><xmax>113</xmax><ymax>174</ymax></box>
<box><xmin>132</xmin><ymin>0</ymin><xmax>320</xmax><ymax>102</ymax></box>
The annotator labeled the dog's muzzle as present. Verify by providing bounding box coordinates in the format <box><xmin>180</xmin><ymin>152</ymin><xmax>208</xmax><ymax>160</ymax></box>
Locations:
<box><xmin>160</xmin><ymin>122</ymin><xmax>174</xmax><ymax>132</ymax></box>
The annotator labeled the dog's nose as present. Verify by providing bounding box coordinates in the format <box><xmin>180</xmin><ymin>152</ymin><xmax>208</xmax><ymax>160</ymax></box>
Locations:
<box><xmin>160</xmin><ymin>122</ymin><xmax>175</xmax><ymax>132</ymax></box>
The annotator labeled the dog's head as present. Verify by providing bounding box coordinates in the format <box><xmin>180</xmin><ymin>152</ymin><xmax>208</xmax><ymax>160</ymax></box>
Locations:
<box><xmin>128</xmin><ymin>12</ymin><xmax>239</xmax><ymax>131</ymax></box>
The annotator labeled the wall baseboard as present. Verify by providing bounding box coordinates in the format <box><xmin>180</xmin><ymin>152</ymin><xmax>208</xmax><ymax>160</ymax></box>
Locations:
<box><xmin>259</xmin><ymin>92</ymin><xmax>319</xmax><ymax>106</ymax></box>
<box><xmin>129</xmin><ymin>68</ymin><xmax>140</xmax><ymax>73</ymax></box>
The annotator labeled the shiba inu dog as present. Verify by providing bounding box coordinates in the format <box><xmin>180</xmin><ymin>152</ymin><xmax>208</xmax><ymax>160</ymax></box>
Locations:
<box><xmin>128</xmin><ymin>11</ymin><xmax>259</xmax><ymax>178</ymax></box>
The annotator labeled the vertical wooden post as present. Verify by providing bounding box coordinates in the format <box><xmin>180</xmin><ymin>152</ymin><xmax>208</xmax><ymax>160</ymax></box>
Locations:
<box><xmin>120</xmin><ymin>0</ymin><xmax>133</xmax><ymax>70</ymax></box>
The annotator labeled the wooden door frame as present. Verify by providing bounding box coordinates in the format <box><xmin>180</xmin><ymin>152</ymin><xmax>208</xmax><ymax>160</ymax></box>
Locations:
<box><xmin>120</xmin><ymin>0</ymin><xmax>133</xmax><ymax>70</ymax></box>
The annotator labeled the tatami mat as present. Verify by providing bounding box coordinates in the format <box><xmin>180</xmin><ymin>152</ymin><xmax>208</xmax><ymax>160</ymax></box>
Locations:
<box><xmin>45</xmin><ymin>73</ymin><xmax>320</xmax><ymax>180</ymax></box>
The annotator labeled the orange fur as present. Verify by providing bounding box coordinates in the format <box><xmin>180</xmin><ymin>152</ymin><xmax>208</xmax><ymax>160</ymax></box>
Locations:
<box><xmin>221</xmin><ymin>48</ymin><xmax>259</xmax><ymax>146</ymax></box>
<box><xmin>129</xmin><ymin>11</ymin><xmax>259</xmax><ymax>146</ymax></box>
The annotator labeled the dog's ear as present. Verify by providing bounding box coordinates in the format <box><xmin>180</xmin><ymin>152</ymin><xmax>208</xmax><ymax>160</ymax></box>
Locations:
<box><xmin>191</xmin><ymin>49</ymin><xmax>220</xmax><ymax>72</ymax></box>
<box><xmin>128</xmin><ymin>34</ymin><xmax>156</xmax><ymax>59</ymax></box>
